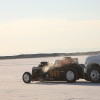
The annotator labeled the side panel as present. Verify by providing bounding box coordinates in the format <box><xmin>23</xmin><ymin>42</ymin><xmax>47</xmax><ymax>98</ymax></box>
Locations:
<box><xmin>49</xmin><ymin>69</ymin><xmax>65</xmax><ymax>81</ymax></box>
<box><xmin>47</xmin><ymin>64</ymin><xmax>84</xmax><ymax>81</ymax></box>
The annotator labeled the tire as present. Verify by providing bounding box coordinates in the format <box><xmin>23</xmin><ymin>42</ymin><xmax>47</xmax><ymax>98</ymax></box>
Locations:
<box><xmin>65</xmin><ymin>68</ymin><xmax>78</xmax><ymax>83</ymax></box>
<box><xmin>22</xmin><ymin>72</ymin><xmax>32</xmax><ymax>83</ymax></box>
<box><xmin>88</xmin><ymin>67</ymin><xmax>100</xmax><ymax>83</ymax></box>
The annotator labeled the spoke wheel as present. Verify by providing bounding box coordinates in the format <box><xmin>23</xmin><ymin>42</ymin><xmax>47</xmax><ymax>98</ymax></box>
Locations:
<box><xmin>22</xmin><ymin>72</ymin><xmax>31</xmax><ymax>83</ymax></box>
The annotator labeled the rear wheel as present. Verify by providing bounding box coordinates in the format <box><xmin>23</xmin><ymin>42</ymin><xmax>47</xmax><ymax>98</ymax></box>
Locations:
<box><xmin>22</xmin><ymin>72</ymin><xmax>32</xmax><ymax>83</ymax></box>
<box><xmin>88</xmin><ymin>67</ymin><xmax>100</xmax><ymax>83</ymax></box>
<box><xmin>65</xmin><ymin>68</ymin><xmax>78</xmax><ymax>83</ymax></box>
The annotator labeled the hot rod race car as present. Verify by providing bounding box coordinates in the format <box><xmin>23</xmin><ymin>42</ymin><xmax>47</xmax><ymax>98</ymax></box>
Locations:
<box><xmin>22</xmin><ymin>57</ymin><xmax>84</xmax><ymax>83</ymax></box>
<box><xmin>22</xmin><ymin>57</ymin><xmax>85</xmax><ymax>83</ymax></box>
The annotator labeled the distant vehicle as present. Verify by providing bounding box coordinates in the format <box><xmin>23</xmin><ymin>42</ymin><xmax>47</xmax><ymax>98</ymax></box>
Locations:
<box><xmin>22</xmin><ymin>57</ymin><xmax>84</xmax><ymax>83</ymax></box>
<box><xmin>84</xmin><ymin>54</ymin><xmax>100</xmax><ymax>83</ymax></box>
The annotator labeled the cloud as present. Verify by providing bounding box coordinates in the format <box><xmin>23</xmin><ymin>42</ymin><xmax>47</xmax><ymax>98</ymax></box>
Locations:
<box><xmin>0</xmin><ymin>18</ymin><xmax>100</xmax><ymax>37</ymax></box>
<box><xmin>0</xmin><ymin>18</ymin><xmax>100</xmax><ymax>56</ymax></box>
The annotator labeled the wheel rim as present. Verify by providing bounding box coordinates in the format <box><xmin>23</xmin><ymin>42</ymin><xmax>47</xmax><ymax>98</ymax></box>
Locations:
<box><xmin>23</xmin><ymin>74</ymin><xmax>30</xmax><ymax>82</ymax></box>
<box><xmin>66</xmin><ymin>71</ymin><xmax>74</xmax><ymax>81</ymax></box>
<box><xmin>90</xmin><ymin>70</ymin><xmax>100</xmax><ymax>81</ymax></box>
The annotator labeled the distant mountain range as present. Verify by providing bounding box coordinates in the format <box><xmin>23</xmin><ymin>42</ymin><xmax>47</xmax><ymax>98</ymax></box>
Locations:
<box><xmin>0</xmin><ymin>51</ymin><xmax>100</xmax><ymax>60</ymax></box>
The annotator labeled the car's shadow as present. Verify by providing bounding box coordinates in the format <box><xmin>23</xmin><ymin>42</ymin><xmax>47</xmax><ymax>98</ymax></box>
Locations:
<box><xmin>30</xmin><ymin>80</ymin><xmax>100</xmax><ymax>86</ymax></box>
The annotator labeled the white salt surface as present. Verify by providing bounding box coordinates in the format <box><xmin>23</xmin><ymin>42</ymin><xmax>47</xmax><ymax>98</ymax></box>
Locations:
<box><xmin>0</xmin><ymin>55</ymin><xmax>100</xmax><ymax>100</ymax></box>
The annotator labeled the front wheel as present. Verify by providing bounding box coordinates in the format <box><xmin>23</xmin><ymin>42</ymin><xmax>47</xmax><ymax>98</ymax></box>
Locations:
<box><xmin>88</xmin><ymin>67</ymin><xmax>100</xmax><ymax>83</ymax></box>
<box><xmin>65</xmin><ymin>68</ymin><xmax>78</xmax><ymax>83</ymax></box>
<box><xmin>22</xmin><ymin>72</ymin><xmax>32</xmax><ymax>83</ymax></box>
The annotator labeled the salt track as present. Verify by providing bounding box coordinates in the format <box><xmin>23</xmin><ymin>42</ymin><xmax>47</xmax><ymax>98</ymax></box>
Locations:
<box><xmin>0</xmin><ymin>55</ymin><xmax>100</xmax><ymax>100</ymax></box>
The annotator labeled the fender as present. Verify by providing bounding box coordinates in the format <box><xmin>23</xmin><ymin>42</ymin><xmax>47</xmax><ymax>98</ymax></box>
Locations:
<box><xmin>85</xmin><ymin>58</ymin><xmax>100</xmax><ymax>73</ymax></box>
<box><xmin>64</xmin><ymin>64</ymin><xmax>84</xmax><ymax>79</ymax></box>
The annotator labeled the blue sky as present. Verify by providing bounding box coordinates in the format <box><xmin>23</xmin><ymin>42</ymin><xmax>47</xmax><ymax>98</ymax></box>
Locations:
<box><xmin>0</xmin><ymin>0</ymin><xmax>100</xmax><ymax>56</ymax></box>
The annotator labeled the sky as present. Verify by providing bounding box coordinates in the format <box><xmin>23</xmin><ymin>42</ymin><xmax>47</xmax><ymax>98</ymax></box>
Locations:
<box><xmin>0</xmin><ymin>0</ymin><xmax>100</xmax><ymax>56</ymax></box>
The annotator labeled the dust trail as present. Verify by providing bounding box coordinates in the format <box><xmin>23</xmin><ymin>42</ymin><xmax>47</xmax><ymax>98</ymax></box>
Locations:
<box><xmin>42</xmin><ymin>60</ymin><xmax>62</xmax><ymax>72</ymax></box>
<box><xmin>42</xmin><ymin>66</ymin><xmax>51</xmax><ymax>72</ymax></box>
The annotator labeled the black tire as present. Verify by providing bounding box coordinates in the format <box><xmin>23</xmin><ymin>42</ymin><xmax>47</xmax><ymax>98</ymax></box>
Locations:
<box><xmin>88</xmin><ymin>67</ymin><xmax>100</xmax><ymax>83</ymax></box>
<box><xmin>65</xmin><ymin>68</ymin><xmax>78</xmax><ymax>83</ymax></box>
<box><xmin>22</xmin><ymin>72</ymin><xmax>32</xmax><ymax>83</ymax></box>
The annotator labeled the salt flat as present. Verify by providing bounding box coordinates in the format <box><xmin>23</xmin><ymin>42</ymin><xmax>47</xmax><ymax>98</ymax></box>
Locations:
<box><xmin>0</xmin><ymin>56</ymin><xmax>100</xmax><ymax>100</ymax></box>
